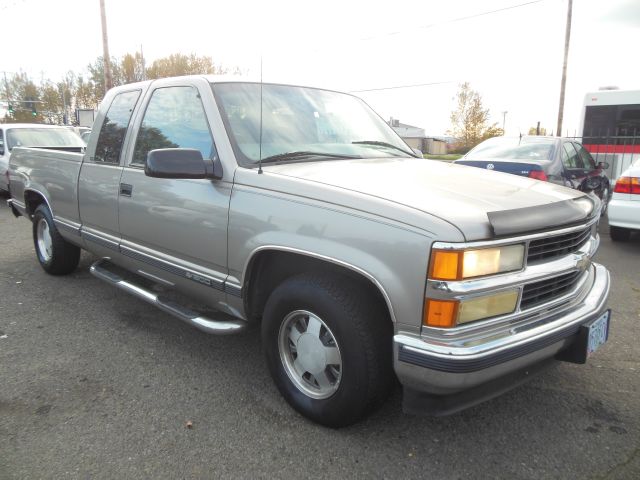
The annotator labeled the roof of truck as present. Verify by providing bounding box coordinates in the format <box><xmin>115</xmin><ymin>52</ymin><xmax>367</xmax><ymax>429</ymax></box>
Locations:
<box><xmin>0</xmin><ymin>123</ymin><xmax>72</xmax><ymax>130</ymax></box>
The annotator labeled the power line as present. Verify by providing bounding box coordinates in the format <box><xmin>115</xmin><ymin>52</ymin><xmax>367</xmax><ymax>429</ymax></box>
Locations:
<box><xmin>359</xmin><ymin>0</ymin><xmax>546</xmax><ymax>41</ymax></box>
<box><xmin>350</xmin><ymin>80</ymin><xmax>455</xmax><ymax>93</ymax></box>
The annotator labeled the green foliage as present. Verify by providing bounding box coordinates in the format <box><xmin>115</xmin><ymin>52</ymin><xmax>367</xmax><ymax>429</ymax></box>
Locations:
<box><xmin>448</xmin><ymin>82</ymin><xmax>502</xmax><ymax>151</ymax></box>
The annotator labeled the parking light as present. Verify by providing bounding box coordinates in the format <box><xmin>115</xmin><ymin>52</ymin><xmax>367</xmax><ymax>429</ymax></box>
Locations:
<box><xmin>423</xmin><ymin>290</ymin><xmax>519</xmax><ymax>328</ymax></box>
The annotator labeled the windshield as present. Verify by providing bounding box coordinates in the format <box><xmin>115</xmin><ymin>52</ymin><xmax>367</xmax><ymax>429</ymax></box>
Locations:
<box><xmin>7</xmin><ymin>128</ymin><xmax>84</xmax><ymax>150</ymax></box>
<box><xmin>211</xmin><ymin>82</ymin><xmax>414</xmax><ymax>166</ymax></box>
<box><xmin>467</xmin><ymin>137</ymin><xmax>556</xmax><ymax>162</ymax></box>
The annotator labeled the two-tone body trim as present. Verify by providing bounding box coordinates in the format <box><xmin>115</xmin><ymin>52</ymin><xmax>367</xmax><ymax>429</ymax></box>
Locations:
<box><xmin>119</xmin><ymin>245</ymin><xmax>225</xmax><ymax>291</ymax></box>
<box><xmin>82</xmin><ymin>230</ymin><xmax>119</xmax><ymax>252</ymax></box>
<box><xmin>54</xmin><ymin>218</ymin><xmax>82</xmax><ymax>236</ymax></box>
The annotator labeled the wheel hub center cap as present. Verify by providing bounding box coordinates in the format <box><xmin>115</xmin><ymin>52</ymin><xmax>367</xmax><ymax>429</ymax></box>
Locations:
<box><xmin>296</xmin><ymin>333</ymin><xmax>326</xmax><ymax>374</ymax></box>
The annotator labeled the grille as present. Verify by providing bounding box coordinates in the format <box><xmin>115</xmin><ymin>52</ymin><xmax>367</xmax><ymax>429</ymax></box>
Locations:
<box><xmin>520</xmin><ymin>270</ymin><xmax>583</xmax><ymax>310</ymax></box>
<box><xmin>527</xmin><ymin>227</ymin><xmax>591</xmax><ymax>263</ymax></box>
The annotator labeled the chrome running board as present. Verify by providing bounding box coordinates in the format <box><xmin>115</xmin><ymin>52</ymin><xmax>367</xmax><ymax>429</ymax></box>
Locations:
<box><xmin>90</xmin><ymin>259</ymin><xmax>246</xmax><ymax>335</ymax></box>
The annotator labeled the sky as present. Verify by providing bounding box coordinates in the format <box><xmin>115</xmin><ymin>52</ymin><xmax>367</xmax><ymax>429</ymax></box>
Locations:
<box><xmin>2</xmin><ymin>0</ymin><xmax>640</xmax><ymax>136</ymax></box>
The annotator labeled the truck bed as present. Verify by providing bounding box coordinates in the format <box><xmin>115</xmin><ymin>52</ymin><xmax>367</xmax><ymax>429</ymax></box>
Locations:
<box><xmin>9</xmin><ymin>147</ymin><xmax>84</xmax><ymax>229</ymax></box>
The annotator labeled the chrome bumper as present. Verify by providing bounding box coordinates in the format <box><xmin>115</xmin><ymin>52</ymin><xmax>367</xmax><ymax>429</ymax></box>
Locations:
<box><xmin>393</xmin><ymin>262</ymin><xmax>610</xmax><ymax>395</ymax></box>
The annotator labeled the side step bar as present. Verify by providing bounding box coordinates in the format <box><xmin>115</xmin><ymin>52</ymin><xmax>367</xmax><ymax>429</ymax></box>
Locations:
<box><xmin>90</xmin><ymin>259</ymin><xmax>246</xmax><ymax>335</ymax></box>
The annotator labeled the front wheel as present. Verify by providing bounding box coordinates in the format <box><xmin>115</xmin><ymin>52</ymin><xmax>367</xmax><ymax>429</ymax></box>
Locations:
<box><xmin>32</xmin><ymin>204</ymin><xmax>81</xmax><ymax>275</ymax></box>
<box><xmin>262</xmin><ymin>272</ymin><xmax>393</xmax><ymax>428</ymax></box>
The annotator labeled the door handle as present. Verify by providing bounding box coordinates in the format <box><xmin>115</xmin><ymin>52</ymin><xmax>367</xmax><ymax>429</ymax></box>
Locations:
<box><xmin>120</xmin><ymin>183</ymin><xmax>133</xmax><ymax>197</ymax></box>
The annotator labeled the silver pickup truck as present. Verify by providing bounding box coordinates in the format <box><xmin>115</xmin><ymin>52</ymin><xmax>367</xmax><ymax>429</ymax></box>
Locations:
<box><xmin>7</xmin><ymin>76</ymin><xmax>611</xmax><ymax>427</ymax></box>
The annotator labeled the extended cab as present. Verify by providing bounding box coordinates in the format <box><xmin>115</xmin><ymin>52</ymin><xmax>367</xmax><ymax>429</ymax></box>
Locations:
<box><xmin>7</xmin><ymin>76</ymin><xmax>611</xmax><ymax>427</ymax></box>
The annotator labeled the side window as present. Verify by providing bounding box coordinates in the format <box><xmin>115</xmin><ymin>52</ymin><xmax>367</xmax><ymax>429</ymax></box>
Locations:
<box><xmin>562</xmin><ymin>143</ymin><xmax>584</xmax><ymax>169</ymax></box>
<box><xmin>0</xmin><ymin>129</ymin><xmax>4</xmax><ymax>155</ymax></box>
<box><xmin>94</xmin><ymin>90</ymin><xmax>141</xmax><ymax>163</ymax></box>
<box><xmin>575</xmin><ymin>143</ymin><xmax>596</xmax><ymax>170</ymax></box>
<box><xmin>132</xmin><ymin>86</ymin><xmax>215</xmax><ymax>165</ymax></box>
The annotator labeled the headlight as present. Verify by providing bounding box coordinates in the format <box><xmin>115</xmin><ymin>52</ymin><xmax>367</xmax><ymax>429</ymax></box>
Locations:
<box><xmin>424</xmin><ymin>290</ymin><xmax>520</xmax><ymax>328</ymax></box>
<box><xmin>429</xmin><ymin>244</ymin><xmax>525</xmax><ymax>281</ymax></box>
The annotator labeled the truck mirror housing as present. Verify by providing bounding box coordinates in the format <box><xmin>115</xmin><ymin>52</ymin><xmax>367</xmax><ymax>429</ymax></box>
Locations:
<box><xmin>145</xmin><ymin>148</ymin><xmax>222</xmax><ymax>180</ymax></box>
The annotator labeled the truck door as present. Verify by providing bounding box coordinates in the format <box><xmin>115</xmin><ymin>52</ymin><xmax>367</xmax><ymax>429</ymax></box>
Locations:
<box><xmin>78</xmin><ymin>89</ymin><xmax>141</xmax><ymax>256</ymax></box>
<box><xmin>117</xmin><ymin>82</ymin><xmax>231</xmax><ymax>304</ymax></box>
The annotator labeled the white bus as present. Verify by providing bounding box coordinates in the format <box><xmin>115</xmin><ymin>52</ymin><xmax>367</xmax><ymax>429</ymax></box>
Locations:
<box><xmin>579</xmin><ymin>88</ymin><xmax>640</xmax><ymax>180</ymax></box>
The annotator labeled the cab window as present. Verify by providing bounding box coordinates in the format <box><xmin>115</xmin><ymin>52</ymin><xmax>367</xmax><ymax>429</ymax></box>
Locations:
<box><xmin>132</xmin><ymin>86</ymin><xmax>216</xmax><ymax>165</ymax></box>
<box><xmin>94</xmin><ymin>90</ymin><xmax>141</xmax><ymax>163</ymax></box>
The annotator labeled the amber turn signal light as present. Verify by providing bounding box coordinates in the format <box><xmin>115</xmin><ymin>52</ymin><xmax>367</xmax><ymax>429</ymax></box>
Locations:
<box><xmin>428</xmin><ymin>250</ymin><xmax>462</xmax><ymax>280</ymax></box>
<box><xmin>423</xmin><ymin>299</ymin><xmax>459</xmax><ymax>328</ymax></box>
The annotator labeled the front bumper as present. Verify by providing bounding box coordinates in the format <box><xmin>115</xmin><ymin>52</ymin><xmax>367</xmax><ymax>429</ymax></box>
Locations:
<box><xmin>393</xmin><ymin>262</ymin><xmax>610</xmax><ymax>410</ymax></box>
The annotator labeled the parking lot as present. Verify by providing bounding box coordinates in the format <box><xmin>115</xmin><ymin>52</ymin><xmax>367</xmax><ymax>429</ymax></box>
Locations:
<box><xmin>0</xmin><ymin>199</ymin><xmax>638</xmax><ymax>479</ymax></box>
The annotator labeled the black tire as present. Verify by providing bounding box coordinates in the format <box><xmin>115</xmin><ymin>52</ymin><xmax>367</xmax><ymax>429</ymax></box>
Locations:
<box><xmin>262</xmin><ymin>272</ymin><xmax>393</xmax><ymax>428</ymax></box>
<box><xmin>32</xmin><ymin>204</ymin><xmax>81</xmax><ymax>275</ymax></box>
<box><xmin>600</xmin><ymin>187</ymin><xmax>610</xmax><ymax>216</ymax></box>
<box><xmin>610</xmin><ymin>226</ymin><xmax>631</xmax><ymax>242</ymax></box>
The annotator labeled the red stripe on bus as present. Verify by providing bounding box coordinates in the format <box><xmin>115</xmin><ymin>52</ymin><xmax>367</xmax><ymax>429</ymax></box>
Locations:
<box><xmin>584</xmin><ymin>144</ymin><xmax>640</xmax><ymax>154</ymax></box>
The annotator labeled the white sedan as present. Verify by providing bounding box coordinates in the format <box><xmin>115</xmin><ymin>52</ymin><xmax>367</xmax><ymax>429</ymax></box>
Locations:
<box><xmin>608</xmin><ymin>158</ymin><xmax>640</xmax><ymax>241</ymax></box>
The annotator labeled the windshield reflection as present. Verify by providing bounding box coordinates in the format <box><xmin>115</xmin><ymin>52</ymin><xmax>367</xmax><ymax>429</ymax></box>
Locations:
<box><xmin>211</xmin><ymin>82</ymin><xmax>413</xmax><ymax>166</ymax></box>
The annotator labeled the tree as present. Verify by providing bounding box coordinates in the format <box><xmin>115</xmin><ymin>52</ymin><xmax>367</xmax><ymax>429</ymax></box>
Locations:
<box><xmin>1</xmin><ymin>73</ymin><xmax>43</xmax><ymax>123</ymax></box>
<box><xmin>121</xmin><ymin>52</ymin><xmax>146</xmax><ymax>84</ymax></box>
<box><xmin>146</xmin><ymin>53</ymin><xmax>225</xmax><ymax>79</ymax></box>
<box><xmin>528</xmin><ymin>126</ymin><xmax>548</xmax><ymax>136</ymax></box>
<box><xmin>448</xmin><ymin>82</ymin><xmax>502</xmax><ymax>152</ymax></box>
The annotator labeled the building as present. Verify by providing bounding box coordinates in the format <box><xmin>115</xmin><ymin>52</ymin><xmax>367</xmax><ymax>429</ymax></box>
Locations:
<box><xmin>388</xmin><ymin>118</ymin><xmax>448</xmax><ymax>154</ymax></box>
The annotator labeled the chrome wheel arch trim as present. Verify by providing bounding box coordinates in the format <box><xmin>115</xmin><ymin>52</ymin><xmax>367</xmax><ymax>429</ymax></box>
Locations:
<box><xmin>23</xmin><ymin>187</ymin><xmax>55</xmax><ymax>217</ymax></box>
<box><xmin>239</xmin><ymin>245</ymin><xmax>398</xmax><ymax>323</ymax></box>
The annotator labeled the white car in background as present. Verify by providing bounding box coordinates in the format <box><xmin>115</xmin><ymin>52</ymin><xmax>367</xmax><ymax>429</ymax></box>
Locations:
<box><xmin>0</xmin><ymin>123</ymin><xmax>84</xmax><ymax>194</ymax></box>
<box><xmin>608</xmin><ymin>158</ymin><xmax>640</xmax><ymax>241</ymax></box>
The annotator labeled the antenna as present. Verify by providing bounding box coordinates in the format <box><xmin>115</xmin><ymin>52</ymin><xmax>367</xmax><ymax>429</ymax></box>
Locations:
<box><xmin>258</xmin><ymin>55</ymin><xmax>264</xmax><ymax>174</ymax></box>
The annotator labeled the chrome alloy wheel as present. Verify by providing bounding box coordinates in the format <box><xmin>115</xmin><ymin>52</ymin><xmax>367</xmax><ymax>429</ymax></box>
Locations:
<box><xmin>278</xmin><ymin>310</ymin><xmax>342</xmax><ymax>399</ymax></box>
<box><xmin>36</xmin><ymin>218</ymin><xmax>53</xmax><ymax>262</ymax></box>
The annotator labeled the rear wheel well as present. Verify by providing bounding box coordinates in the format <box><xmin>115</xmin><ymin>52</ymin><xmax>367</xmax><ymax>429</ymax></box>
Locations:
<box><xmin>244</xmin><ymin>250</ymin><xmax>392</xmax><ymax>324</ymax></box>
<box><xmin>24</xmin><ymin>190</ymin><xmax>47</xmax><ymax>217</ymax></box>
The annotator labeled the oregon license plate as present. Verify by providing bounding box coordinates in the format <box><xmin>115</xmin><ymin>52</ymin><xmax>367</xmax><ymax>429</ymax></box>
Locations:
<box><xmin>587</xmin><ymin>311</ymin><xmax>610</xmax><ymax>356</ymax></box>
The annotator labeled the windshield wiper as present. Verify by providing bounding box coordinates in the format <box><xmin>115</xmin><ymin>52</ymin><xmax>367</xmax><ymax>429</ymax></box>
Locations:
<box><xmin>352</xmin><ymin>140</ymin><xmax>416</xmax><ymax>157</ymax></box>
<box><xmin>259</xmin><ymin>151</ymin><xmax>357</xmax><ymax>164</ymax></box>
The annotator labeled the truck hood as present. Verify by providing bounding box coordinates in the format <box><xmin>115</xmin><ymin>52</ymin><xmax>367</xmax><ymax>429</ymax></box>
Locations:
<box><xmin>264</xmin><ymin>157</ymin><xmax>596</xmax><ymax>240</ymax></box>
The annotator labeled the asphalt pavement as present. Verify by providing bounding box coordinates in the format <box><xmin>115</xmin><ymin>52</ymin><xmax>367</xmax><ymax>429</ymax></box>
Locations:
<box><xmin>1</xmin><ymin>199</ymin><xmax>639</xmax><ymax>479</ymax></box>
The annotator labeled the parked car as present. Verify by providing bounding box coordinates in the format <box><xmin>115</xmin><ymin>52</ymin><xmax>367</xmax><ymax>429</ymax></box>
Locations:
<box><xmin>608</xmin><ymin>158</ymin><xmax>640</xmax><ymax>241</ymax></box>
<box><xmin>0</xmin><ymin>123</ymin><xmax>84</xmax><ymax>194</ymax></box>
<box><xmin>454</xmin><ymin>136</ymin><xmax>612</xmax><ymax>215</ymax></box>
<box><xmin>6</xmin><ymin>77</ymin><xmax>611</xmax><ymax>427</ymax></box>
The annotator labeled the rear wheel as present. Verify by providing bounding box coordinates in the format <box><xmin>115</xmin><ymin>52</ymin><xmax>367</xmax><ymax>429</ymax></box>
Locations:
<box><xmin>610</xmin><ymin>226</ymin><xmax>631</xmax><ymax>242</ymax></box>
<box><xmin>32</xmin><ymin>204</ymin><xmax>81</xmax><ymax>275</ymax></box>
<box><xmin>262</xmin><ymin>272</ymin><xmax>393</xmax><ymax>428</ymax></box>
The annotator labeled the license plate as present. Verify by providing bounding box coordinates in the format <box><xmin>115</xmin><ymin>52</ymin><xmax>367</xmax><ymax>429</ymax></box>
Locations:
<box><xmin>587</xmin><ymin>311</ymin><xmax>610</xmax><ymax>356</ymax></box>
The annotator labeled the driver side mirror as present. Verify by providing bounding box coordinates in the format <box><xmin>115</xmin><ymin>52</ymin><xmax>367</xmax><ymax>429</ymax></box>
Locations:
<box><xmin>145</xmin><ymin>148</ymin><xmax>223</xmax><ymax>180</ymax></box>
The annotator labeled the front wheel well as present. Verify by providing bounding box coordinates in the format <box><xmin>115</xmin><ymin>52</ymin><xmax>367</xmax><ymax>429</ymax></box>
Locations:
<box><xmin>244</xmin><ymin>250</ymin><xmax>393</xmax><ymax>324</ymax></box>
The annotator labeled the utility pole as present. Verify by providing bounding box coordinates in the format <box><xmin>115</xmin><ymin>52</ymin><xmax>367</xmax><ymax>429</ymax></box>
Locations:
<box><xmin>502</xmin><ymin>111</ymin><xmax>508</xmax><ymax>135</ymax></box>
<box><xmin>100</xmin><ymin>0</ymin><xmax>113</xmax><ymax>93</ymax></box>
<box><xmin>556</xmin><ymin>0</ymin><xmax>573</xmax><ymax>137</ymax></box>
